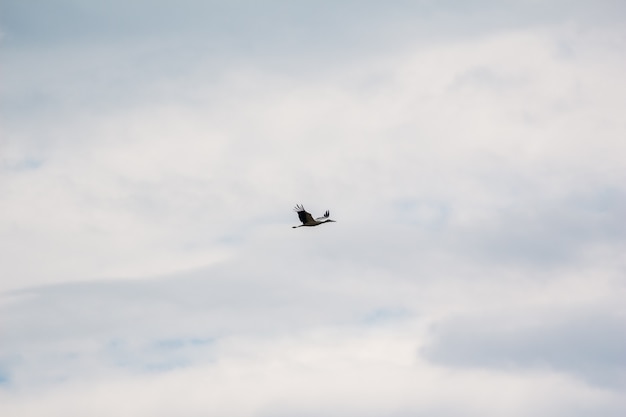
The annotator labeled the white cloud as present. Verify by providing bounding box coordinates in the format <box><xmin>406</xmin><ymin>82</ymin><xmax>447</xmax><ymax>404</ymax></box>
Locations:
<box><xmin>2</xmin><ymin>325</ymin><xmax>623</xmax><ymax>417</ymax></box>
<box><xmin>5</xmin><ymin>22</ymin><xmax>623</xmax><ymax>289</ymax></box>
<box><xmin>1</xmin><ymin>2</ymin><xmax>626</xmax><ymax>415</ymax></box>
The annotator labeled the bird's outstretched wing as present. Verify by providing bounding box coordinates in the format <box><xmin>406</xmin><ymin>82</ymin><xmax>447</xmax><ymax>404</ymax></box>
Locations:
<box><xmin>294</xmin><ymin>204</ymin><xmax>315</xmax><ymax>225</ymax></box>
<box><xmin>315</xmin><ymin>210</ymin><xmax>330</xmax><ymax>221</ymax></box>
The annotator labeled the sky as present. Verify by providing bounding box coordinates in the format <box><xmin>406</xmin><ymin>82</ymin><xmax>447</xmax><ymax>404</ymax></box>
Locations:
<box><xmin>1</xmin><ymin>1</ymin><xmax>625</xmax><ymax>416</ymax></box>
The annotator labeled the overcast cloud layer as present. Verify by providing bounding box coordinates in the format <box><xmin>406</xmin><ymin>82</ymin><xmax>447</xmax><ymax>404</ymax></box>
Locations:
<box><xmin>1</xmin><ymin>1</ymin><xmax>626</xmax><ymax>416</ymax></box>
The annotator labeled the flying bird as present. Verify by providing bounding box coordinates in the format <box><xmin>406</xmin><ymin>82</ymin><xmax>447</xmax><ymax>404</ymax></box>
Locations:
<box><xmin>292</xmin><ymin>204</ymin><xmax>336</xmax><ymax>228</ymax></box>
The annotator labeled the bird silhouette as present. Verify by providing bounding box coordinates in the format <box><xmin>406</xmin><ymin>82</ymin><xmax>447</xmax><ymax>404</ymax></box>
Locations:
<box><xmin>292</xmin><ymin>204</ymin><xmax>336</xmax><ymax>228</ymax></box>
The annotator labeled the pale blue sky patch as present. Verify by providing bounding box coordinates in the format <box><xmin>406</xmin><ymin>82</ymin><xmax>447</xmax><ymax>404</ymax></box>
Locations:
<box><xmin>361</xmin><ymin>307</ymin><xmax>412</xmax><ymax>325</ymax></box>
<box><xmin>0</xmin><ymin>368</ymin><xmax>10</xmax><ymax>386</ymax></box>
<box><xmin>106</xmin><ymin>343</ymin><xmax>193</xmax><ymax>374</ymax></box>
<box><xmin>101</xmin><ymin>336</ymin><xmax>217</xmax><ymax>374</ymax></box>
<box><xmin>154</xmin><ymin>339</ymin><xmax>186</xmax><ymax>350</ymax></box>
<box><xmin>2</xmin><ymin>158</ymin><xmax>44</xmax><ymax>172</ymax></box>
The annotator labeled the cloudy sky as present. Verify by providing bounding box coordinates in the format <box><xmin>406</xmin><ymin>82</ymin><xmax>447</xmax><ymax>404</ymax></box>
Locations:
<box><xmin>1</xmin><ymin>1</ymin><xmax>625</xmax><ymax>416</ymax></box>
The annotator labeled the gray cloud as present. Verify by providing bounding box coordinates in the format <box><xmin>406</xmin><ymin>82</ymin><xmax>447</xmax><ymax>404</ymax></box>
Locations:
<box><xmin>422</xmin><ymin>310</ymin><xmax>626</xmax><ymax>388</ymax></box>
<box><xmin>455</xmin><ymin>187</ymin><xmax>626</xmax><ymax>267</ymax></box>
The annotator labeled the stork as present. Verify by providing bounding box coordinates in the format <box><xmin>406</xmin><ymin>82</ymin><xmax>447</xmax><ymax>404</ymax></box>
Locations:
<box><xmin>292</xmin><ymin>204</ymin><xmax>336</xmax><ymax>228</ymax></box>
